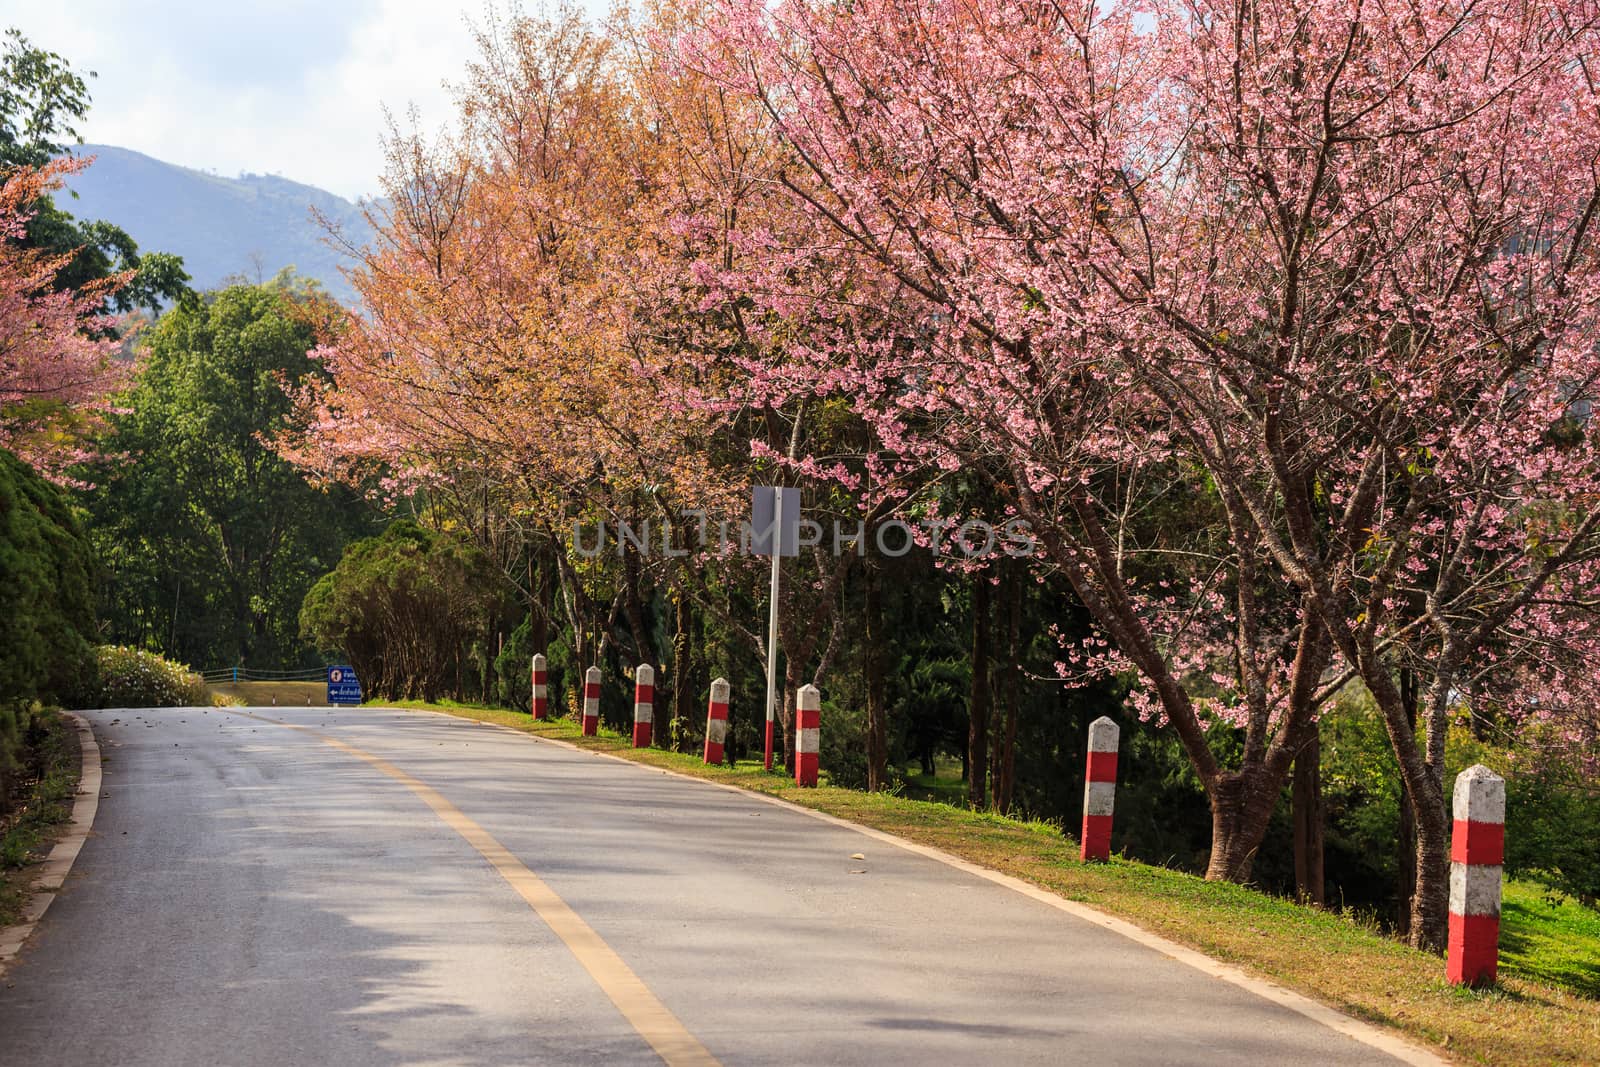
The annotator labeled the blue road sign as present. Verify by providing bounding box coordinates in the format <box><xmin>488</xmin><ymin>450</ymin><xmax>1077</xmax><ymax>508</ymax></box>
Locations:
<box><xmin>327</xmin><ymin>664</ymin><xmax>363</xmax><ymax>705</ymax></box>
<box><xmin>750</xmin><ymin>486</ymin><xmax>801</xmax><ymax>557</ymax></box>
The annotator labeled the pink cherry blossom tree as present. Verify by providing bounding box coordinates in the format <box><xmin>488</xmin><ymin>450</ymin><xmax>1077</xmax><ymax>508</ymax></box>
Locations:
<box><xmin>684</xmin><ymin>0</ymin><xmax>1600</xmax><ymax>949</ymax></box>
<box><xmin>0</xmin><ymin>158</ymin><xmax>126</xmax><ymax>476</ymax></box>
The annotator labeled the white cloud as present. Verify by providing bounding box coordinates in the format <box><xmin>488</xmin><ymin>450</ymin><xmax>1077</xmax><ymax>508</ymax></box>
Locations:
<box><xmin>0</xmin><ymin>0</ymin><xmax>607</xmax><ymax>200</ymax></box>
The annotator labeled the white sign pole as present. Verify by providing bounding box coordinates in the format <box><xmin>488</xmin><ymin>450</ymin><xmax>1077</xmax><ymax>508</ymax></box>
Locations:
<box><xmin>763</xmin><ymin>490</ymin><xmax>782</xmax><ymax>771</ymax></box>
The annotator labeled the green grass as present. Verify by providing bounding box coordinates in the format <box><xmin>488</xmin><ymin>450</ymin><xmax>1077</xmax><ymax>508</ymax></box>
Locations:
<box><xmin>373</xmin><ymin>699</ymin><xmax>1600</xmax><ymax>1065</ymax></box>
<box><xmin>1500</xmin><ymin>879</ymin><xmax>1600</xmax><ymax>999</ymax></box>
<box><xmin>376</xmin><ymin>696</ymin><xmax>505</xmax><ymax>712</ymax></box>
<box><xmin>901</xmin><ymin>754</ymin><xmax>970</xmax><ymax>803</ymax></box>
<box><xmin>0</xmin><ymin>711</ymin><xmax>80</xmax><ymax>927</ymax></box>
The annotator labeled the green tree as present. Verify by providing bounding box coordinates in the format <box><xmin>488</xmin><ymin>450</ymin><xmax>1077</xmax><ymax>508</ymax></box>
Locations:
<box><xmin>301</xmin><ymin>521</ymin><xmax>510</xmax><ymax>702</ymax></box>
<box><xmin>0</xmin><ymin>27</ymin><xmax>88</xmax><ymax>171</ymax></box>
<box><xmin>84</xmin><ymin>279</ymin><xmax>378</xmax><ymax>669</ymax></box>
<box><xmin>27</xmin><ymin>201</ymin><xmax>190</xmax><ymax>316</ymax></box>
<box><xmin>1</xmin><ymin>27</ymin><xmax>189</xmax><ymax>314</ymax></box>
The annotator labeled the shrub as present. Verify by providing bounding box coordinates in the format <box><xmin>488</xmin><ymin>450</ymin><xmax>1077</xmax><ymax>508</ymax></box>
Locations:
<box><xmin>80</xmin><ymin>646</ymin><xmax>209</xmax><ymax>709</ymax></box>
<box><xmin>820</xmin><ymin>699</ymin><xmax>869</xmax><ymax>790</ymax></box>
<box><xmin>1506</xmin><ymin>762</ymin><xmax>1600</xmax><ymax>908</ymax></box>
<box><xmin>0</xmin><ymin>449</ymin><xmax>95</xmax><ymax>809</ymax></box>
<box><xmin>1451</xmin><ymin>722</ymin><xmax>1600</xmax><ymax>909</ymax></box>
<box><xmin>494</xmin><ymin>616</ymin><xmax>534</xmax><ymax>713</ymax></box>
<box><xmin>300</xmin><ymin>521</ymin><xmax>510</xmax><ymax>703</ymax></box>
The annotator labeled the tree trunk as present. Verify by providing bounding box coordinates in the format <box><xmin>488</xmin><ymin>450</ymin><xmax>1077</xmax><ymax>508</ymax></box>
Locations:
<box><xmin>548</xmin><ymin>532</ymin><xmax>592</xmax><ymax>720</ymax></box>
<box><xmin>1396</xmin><ymin>668</ymin><xmax>1419</xmax><ymax>940</ymax></box>
<box><xmin>621</xmin><ymin>539</ymin><xmax>655</xmax><ymax>668</ymax></box>
<box><xmin>1362</xmin><ymin>660</ymin><xmax>1451</xmax><ymax>953</ymax></box>
<box><xmin>1409</xmin><ymin>778</ymin><xmax>1451</xmax><ymax>952</ymax></box>
<box><xmin>483</xmin><ymin>604</ymin><xmax>495</xmax><ymax>704</ymax></box>
<box><xmin>671</xmin><ymin>592</ymin><xmax>691</xmax><ymax>751</ymax></box>
<box><xmin>780</xmin><ymin>672</ymin><xmax>798</xmax><ymax>772</ymax></box>
<box><xmin>1203</xmin><ymin>773</ymin><xmax>1280</xmax><ymax>881</ymax></box>
<box><xmin>1292</xmin><ymin>729</ymin><xmax>1325</xmax><ymax>906</ymax></box>
<box><xmin>531</xmin><ymin>542</ymin><xmax>551</xmax><ymax>654</ymax></box>
<box><xmin>967</xmin><ymin>573</ymin><xmax>990</xmax><ymax>809</ymax></box>
<box><xmin>993</xmin><ymin>561</ymin><xmax>1021</xmax><ymax>814</ymax></box>
<box><xmin>863</xmin><ymin>562</ymin><xmax>889</xmax><ymax>792</ymax></box>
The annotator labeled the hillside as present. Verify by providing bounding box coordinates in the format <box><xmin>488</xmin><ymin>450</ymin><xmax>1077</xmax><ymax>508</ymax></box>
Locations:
<box><xmin>59</xmin><ymin>144</ymin><xmax>373</xmax><ymax>305</ymax></box>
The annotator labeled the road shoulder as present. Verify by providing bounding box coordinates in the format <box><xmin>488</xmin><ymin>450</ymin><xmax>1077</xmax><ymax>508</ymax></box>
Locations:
<box><xmin>0</xmin><ymin>711</ymin><xmax>102</xmax><ymax>979</ymax></box>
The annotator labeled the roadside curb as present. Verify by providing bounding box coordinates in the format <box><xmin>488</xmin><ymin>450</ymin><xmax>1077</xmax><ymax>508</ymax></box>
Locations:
<box><xmin>390</xmin><ymin>706</ymin><xmax>1452</xmax><ymax>1067</ymax></box>
<box><xmin>0</xmin><ymin>711</ymin><xmax>102</xmax><ymax>979</ymax></box>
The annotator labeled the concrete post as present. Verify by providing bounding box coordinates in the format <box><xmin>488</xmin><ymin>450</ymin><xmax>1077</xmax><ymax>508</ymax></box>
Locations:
<box><xmin>1080</xmin><ymin>716</ymin><xmax>1120</xmax><ymax>862</ymax></box>
<box><xmin>704</xmin><ymin>677</ymin><xmax>730</xmax><ymax>765</ymax></box>
<box><xmin>531</xmin><ymin>653</ymin><xmax>548</xmax><ymax>719</ymax></box>
<box><xmin>1448</xmin><ymin>764</ymin><xmax>1505</xmax><ymax>987</ymax></box>
<box><xmin>582</xmin><ymin>666</ymin><xmax>601</xmax><ymax>736</ymax></box>
<box><xmin>633</xmin><ymin>664</ymin><xmax>654</xmax><ymax>748</ymax></box>
<box><xmin>794</xmin><ymin>684</ymin><xmax>820</xmax><ymax>787</ymax></box>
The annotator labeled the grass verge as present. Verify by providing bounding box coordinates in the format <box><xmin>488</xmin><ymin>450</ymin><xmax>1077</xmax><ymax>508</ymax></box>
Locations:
<box><xmin>374</xmin><ymin>698</ymin><xmax>1600</xmax><ymax>1065</ymax></box>
<box><xmin>1499</xmin><ymin>880</ymin><xmax>1600</xmax><ymax>999</ymax></box>
<box><xmin>206</xmin><ymin>681</ymin><xmax>312</xmax><ymax>706</ymax></box>
<box><xmin>901</xmin><ymin>754</ymin><xmax>969</xmax><ymax>804</ymax></box>
<box><xmin>0</xmin><ymin>710</ymin><xmax>80</xmax><ymax>928</ymax></box>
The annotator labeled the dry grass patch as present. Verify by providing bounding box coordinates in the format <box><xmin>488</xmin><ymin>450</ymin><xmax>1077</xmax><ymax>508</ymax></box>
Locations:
<box><xmin>206</xmin><ymin>680</ymin><xmax>321</xmax><ymax>707</ymax></box>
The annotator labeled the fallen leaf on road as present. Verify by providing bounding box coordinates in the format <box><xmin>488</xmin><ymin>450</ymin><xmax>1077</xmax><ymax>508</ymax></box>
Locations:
<box><xmin>850</xmin><ymin>853</ymin><xmax>865</xmax><ymax>860</ymax></box>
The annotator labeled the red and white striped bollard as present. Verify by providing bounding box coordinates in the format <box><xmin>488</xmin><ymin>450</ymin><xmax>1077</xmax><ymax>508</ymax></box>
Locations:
<box><xmin>1081</xmin><ymin>715</ymin><xmax>1119</xmax><ymax>862</ymax></box>
<box><xmin>794</xmin><ymin>684</ymin><xmax>820</xmax><ymax>787</ymax></box>
<box><xmin>633</xmin><ymin>664</ymin><xmax>654</xmax><ymax>748</ymax></box>
<box><xmin>581</xmin><ymin>666</ymin><xmax>600</xmax><ymax>736</ymax></box>
<box><xmin>704</xmin><ymin>677</ymin><xmax>730</xmax><ymax>765</ymax></box>
<box><xmin>1448</xmin><ymin>763</ymin><xmax>1505</xmax><ymax>987</ymax></box>
<box><xmin>531</xmin><ymin>653</ymin><xmax>548</xmax><ymax>719</ymax></box>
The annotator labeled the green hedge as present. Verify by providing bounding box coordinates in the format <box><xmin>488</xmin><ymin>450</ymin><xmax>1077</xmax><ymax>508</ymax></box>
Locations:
<box><xmin>0</xmin><ymin>450</ymin><xmax>95</xmax><ymax>810</ymax></box>
<box><xmin>78</xmin><ymin>646</ymin><xmax>208</xmax><ymax>709</ymax></box>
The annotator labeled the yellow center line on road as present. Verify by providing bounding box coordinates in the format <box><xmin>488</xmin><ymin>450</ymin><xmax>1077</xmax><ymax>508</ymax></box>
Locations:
<box><xmin>228</xmin><ymin>709</ymin><xmax>719</xmax><ymax>1067</ymax></box>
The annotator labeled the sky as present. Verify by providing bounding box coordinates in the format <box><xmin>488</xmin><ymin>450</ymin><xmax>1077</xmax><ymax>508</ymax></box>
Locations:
<box><xmin>0</xmin><ymin>0</ymin><xmax>605</xmax><ymax>202</ymax></box>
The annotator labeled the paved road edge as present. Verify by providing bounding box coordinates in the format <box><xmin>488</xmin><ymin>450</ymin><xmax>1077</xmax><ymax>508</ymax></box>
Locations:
<box><xmin>0</xmin><ymin>711</ymin><xmax>102</xmax><ymax>979</ymax></box>
<box><xmin>402</xmin><ymin>707</ymin><xmax>1452</xmax><ymax>1067</ymax></box>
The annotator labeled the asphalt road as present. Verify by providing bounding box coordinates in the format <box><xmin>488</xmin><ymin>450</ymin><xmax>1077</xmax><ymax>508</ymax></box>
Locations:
<box><xmin>0</xmin><ymin>707</ymin><xmax>1405</xmax><ymax>1065</ymax></box>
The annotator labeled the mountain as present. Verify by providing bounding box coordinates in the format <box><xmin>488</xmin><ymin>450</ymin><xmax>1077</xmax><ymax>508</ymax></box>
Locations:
<box><xmin>59</xmin><ymin>144</ymin><xmax>374</xmax><ymax>306</ymax></box>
